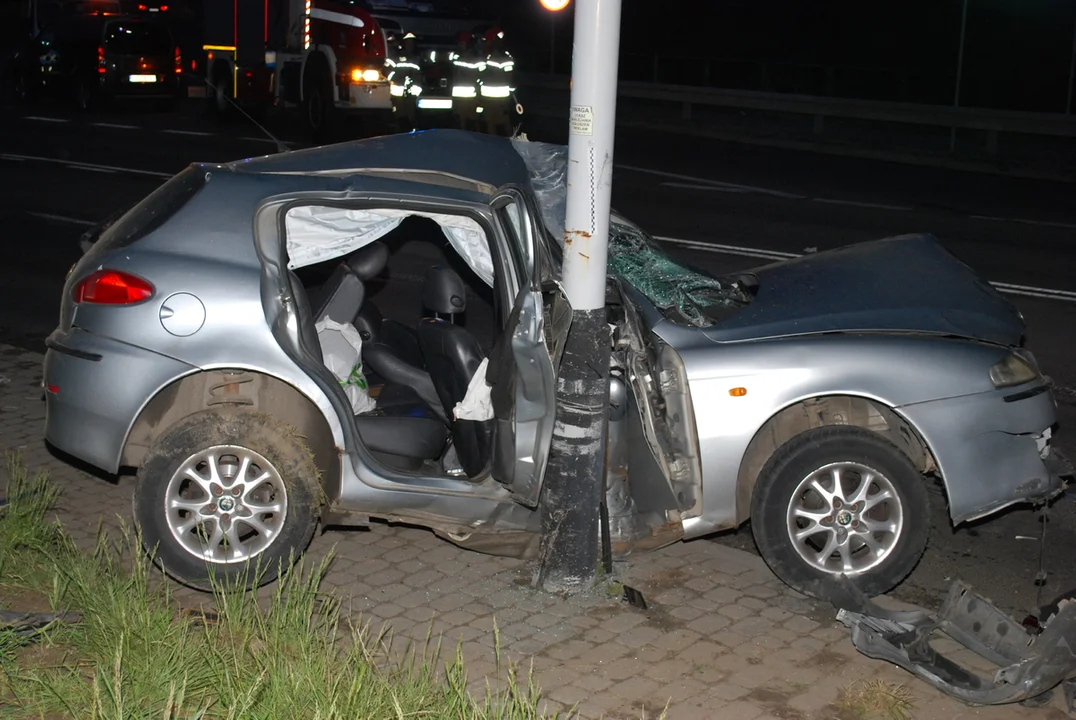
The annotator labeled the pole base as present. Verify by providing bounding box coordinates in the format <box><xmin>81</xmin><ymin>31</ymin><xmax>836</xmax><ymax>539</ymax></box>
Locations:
<box><xmin>534</xmin><ymin>307</ymin><xmax>611</xmax><ymax>594</ymax></box>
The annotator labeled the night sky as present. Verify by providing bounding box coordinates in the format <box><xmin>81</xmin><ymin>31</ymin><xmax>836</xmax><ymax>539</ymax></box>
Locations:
<box><xmin>3</xmin><ymin>0</ymin><xmax>1074</xmax><ymax>111</ymax></box>
<box><xmin>502</xmin><ymin>0</ymin><xmax>1076</xmax><ymax>112</ymax></box>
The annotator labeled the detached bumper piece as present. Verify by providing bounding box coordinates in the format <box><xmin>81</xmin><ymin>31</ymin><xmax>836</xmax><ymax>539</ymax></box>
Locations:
<box><xmin>833</xmin><ymin>579</ymin><xmax>1076</xmax><ymax>710</ymax></box>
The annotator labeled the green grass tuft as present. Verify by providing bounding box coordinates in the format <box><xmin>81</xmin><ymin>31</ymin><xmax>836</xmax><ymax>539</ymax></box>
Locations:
<box><xmin>0</xmin><ymin>453</ymin><xmax>579</xmax><ymax>719</ymax></box>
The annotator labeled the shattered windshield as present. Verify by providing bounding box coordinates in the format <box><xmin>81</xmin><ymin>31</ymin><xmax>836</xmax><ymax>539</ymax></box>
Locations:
<box><xmin>512</xmin><ymin>139</ymin><xmax>751</xmax><ymax>327</ymax></box>
<box><xmin>607</xmin><ymin>214</ymin><xmax>752</xmax><ymax>326</ymax></box>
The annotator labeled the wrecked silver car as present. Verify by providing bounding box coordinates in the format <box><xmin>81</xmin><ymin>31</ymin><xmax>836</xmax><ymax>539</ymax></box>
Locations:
<box><xmin>45</xmin><ymin>130</ymin><xmax>1071</xmax><ymax>598</ymax></box>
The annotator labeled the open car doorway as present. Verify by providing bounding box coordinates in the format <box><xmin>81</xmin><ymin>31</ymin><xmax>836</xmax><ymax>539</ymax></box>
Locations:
<box><xmin>282</xmin><ymin>203</ymin><xmax>507</xmax><ymax>481</ymax></box>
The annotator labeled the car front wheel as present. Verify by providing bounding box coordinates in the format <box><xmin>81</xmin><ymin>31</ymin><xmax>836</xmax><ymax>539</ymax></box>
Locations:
<box><xmin>133</xmin><ymin>411</ymin><xmax>320</xmax><ymax>591</ymax></box>
<box><xmin>750</xmin><ymin>426</ymin><xmax>930</xmax><ymax>600</ymax></box>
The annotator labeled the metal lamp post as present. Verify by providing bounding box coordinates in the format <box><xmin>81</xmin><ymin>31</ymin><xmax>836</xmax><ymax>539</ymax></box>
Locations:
<box><xmin>950</xmin><ymin>0</ymin><xmax>969</xmax><ymax>153</ymax></box>
<box><xmin>534</xmin><ymin>0</ymin><xmax>623</xmax><ymax>593</ymax></box>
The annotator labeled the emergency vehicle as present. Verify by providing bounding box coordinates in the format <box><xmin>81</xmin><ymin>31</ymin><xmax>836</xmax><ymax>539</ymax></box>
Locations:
<box><xmin>200</xmin><ymin>0</ymin><xmax>394</xmax><ymax>139</ymax></box>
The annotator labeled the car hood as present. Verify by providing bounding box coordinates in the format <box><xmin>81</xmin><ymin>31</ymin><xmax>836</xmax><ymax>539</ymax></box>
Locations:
<box><xmin>701</xmin><ymin>234</ymin><xmax>1024</xmax><ymax>346</ymax></box>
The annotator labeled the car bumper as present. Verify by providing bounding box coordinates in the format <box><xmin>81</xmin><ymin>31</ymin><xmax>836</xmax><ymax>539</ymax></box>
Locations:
<box><xmin>43</xmin><ymin>328</ymin><xmax>194</xmax><ymax>474</ymax></box>
<box><xmin>899</xmin><ymin>382</ymin><xmax>1071</xmax><ymax>524</ymax></box>
<box><xmin>102</xmin><ymin>72</ymin><xmax>179</xmax><ymax>98</ymax></box>
<box><xmin>343</xmin><ymin>82</ymin><xmax>392</xmax><ymax>110</ymax></box>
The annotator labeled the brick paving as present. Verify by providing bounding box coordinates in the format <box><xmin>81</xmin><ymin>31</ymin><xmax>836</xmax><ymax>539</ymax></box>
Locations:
<box><xmin>1</xmin><ymin>343</ymin><xmax>1071</xmax><ymax>720</ymax></box>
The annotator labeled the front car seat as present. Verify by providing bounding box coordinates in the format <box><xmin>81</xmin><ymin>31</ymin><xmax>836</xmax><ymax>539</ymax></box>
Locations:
<box><xmin>311</xmin><ymin>242</ymin><xmax>390</xmax><ymax>325</ymax></box>
<box><xmin>416</xmin><ymin>266</ymin><xmax>492</xmax><ymax>478</ymax></box>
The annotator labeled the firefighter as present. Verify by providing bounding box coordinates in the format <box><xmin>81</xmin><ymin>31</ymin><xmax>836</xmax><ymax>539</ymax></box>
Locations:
<box><xmin>449</xmin><ymin>31</ymin><xmax>483</xmax><ymax>131</ymax></box>
<box><xmin>479</xmin><ymin>27</ymin><xmax>515</xmax><ymax>136</ymax></box>
<box><xmin>386</xmin><ymin>32</ymin><xmax>422</xmax><ymax>129</ymax></box>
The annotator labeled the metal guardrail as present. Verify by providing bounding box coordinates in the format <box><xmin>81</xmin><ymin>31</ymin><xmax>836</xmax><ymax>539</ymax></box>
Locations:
<box><xmin>521</xmin><ymin>74</ymin><xmax>1076</xmax><ymax>155</ymax></box>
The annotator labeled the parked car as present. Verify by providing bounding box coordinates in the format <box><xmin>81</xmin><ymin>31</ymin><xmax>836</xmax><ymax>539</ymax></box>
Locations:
<box><xmin>11</xmin><ymin>12</ymin><xmax>179</xmax><ymax>109</ymax></box>
<box><xmin>43</xmin><ymin>130</ymin><xmax>1072</xmax><ymax>599</ymax></box>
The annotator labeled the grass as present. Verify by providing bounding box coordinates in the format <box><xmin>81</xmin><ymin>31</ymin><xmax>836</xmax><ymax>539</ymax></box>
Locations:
<box><xmin>0</xmin><ymin>454</ymin><xmax>576</xmax><ymax>719</ymax></box>
<box><xmin>832</xmin><ymin>678</ymin><xmax>917</xmax><ymax>720</ymax></box>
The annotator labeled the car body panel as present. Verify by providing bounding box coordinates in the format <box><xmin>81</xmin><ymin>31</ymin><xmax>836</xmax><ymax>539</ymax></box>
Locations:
<box><xmin>44</xmin><ymin>328</ymin><xmax>197</xmax><ymax>472</ymax></box>
<box><xmin>650</xmin><ymin>321</ymin><xmax>1057</xmax><ymax>532</ymax></box>
<box><xmin>899</xmin><ymin>385</ymin><xmax>1063</xmax><ymax>523</ymax></box>
<box><xmin>700</xmin><ymin>235</ymin><xmax>1024</xmax><ymax>346</ymax></box>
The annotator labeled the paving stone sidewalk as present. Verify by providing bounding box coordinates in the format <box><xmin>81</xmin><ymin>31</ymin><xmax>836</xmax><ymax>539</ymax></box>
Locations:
<box><xmin>1</xmin><ymin>343</ymin><xmax>1070</xmax><ymax>720</ymax></box>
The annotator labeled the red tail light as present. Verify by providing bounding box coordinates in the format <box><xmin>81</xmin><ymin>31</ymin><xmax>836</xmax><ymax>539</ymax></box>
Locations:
<box><xmin>98</xmin><ymin>46</ymin><xmax>106</xmax><ymax>74</ymax></box>
<box><xmin>160</xmin><ymin>4</ymin><xmax>169</xmax><ymax>10</ymax></box>
<box><xmin>138</xmin><ymin>3</ymin><xmax>147</xmax><ymax>9</ymax></box>
<box><xmin>72</xmin><ymin>270</ymin><xmax>154</xmax><ymax>305</ymax></box>
<box><xmin>174</xmin><ymin>46</ymin><xmax>182</xmax><ymax>74</ymax></box>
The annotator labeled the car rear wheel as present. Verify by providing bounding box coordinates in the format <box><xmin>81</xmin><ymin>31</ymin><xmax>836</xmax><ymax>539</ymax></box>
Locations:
<box><xmin>133</xmin><ymin>411</ymin><xmax>320</xmax><ymax>591</ymax></box>
<box><xmin>71</xmin><ymin>73</ymin><xmax>95</xmax><ymax>112</ymax></box>
<box><xmin>750</xmin><ymin>426</ymin><xmax>930</xmax><ymax>600</ymax></box>
<box><xmin>303</xmin><ymin>59</ymin><xmax>336</xmax><ymax>143</ymax></box>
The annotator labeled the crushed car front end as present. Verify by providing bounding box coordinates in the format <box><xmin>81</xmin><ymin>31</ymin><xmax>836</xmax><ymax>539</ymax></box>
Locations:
<box><xmin>896</xmin><ymin>354</ymin><xmax>1070</xmax><ymax>523</ymax></box>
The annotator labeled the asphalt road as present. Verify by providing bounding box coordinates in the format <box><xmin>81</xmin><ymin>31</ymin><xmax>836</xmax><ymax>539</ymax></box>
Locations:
<box><xmin>0</xmin><ymin>98</ymin><xmax>1073</xmax><ymax>618</ymax></box>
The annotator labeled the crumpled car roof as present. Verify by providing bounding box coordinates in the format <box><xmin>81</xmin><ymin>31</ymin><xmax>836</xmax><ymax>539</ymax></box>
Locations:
<box><xmin>229</xmin><ymin>129</ymin><xmax>528</xmax><ymax>191</ymax></box>
<box><xmin>230</xmin><ymin>130</ymin><xmax>750</xmax><ymax>326</ymax></box>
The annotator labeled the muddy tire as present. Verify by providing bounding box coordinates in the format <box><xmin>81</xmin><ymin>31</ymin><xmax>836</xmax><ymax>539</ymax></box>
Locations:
<box><xmin>133</xmin><ymin>411</ymin><xmax>321</xmax><ymax>591</ymax></box>
<box><xmin>750</xmin><ymin>426</ymin><xmax>930</xmax><ymax>600</ymax></box>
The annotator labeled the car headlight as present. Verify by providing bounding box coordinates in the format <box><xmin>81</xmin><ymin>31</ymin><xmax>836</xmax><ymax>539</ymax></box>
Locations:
<box><xmin>989</xmin><ymin>351</ymin><xmax>1040</xmax><ymax>388</ymax></box>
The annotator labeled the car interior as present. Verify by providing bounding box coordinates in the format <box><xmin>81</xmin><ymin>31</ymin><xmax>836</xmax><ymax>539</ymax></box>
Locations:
<box><xmin>288</xmin><ymin>214</ymin><xmax>501</xmax><ymax>481</ymax></box>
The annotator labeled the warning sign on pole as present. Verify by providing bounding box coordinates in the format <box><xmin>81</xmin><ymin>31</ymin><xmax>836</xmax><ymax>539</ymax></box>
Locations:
<box><xmin>570</xmin><ymin>105</ymin><xmax>594</xmax><ymax>135</ymax></box>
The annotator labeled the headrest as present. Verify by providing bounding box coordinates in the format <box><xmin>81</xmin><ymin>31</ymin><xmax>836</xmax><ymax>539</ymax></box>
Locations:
<box><xmin>422</xmin><ymin>266</ymin><xmax>467</xmax><ymax>315</ymax></box>
<box><xmin>346</xmin><ymin>242</ymin><xmax>389</xmax><ymax>281</ymax></box>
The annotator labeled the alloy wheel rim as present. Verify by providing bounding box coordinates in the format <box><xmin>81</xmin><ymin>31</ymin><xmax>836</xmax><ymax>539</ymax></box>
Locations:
<box><xmin>785</xmin><ymin>461</ymin><xmax>904</xmax><ymax>576</ymax></box>
<box><xmin>164</xmin><ymin>445</ymin><xmax>288</xmax><ymax>564</ymax></box>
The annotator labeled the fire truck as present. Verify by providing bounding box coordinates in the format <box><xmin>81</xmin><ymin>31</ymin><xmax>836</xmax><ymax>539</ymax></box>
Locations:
<box><xmin>200</xmin><ymin>0</ymin><xmax>394</xmax><ymax>139</ymax></box>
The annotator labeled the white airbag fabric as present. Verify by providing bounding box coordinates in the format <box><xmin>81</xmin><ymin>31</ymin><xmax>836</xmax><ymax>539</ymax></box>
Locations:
<box><xmin>315</xmin><ymin>318</ymin><xmax>377</xmax><ymax>415</ymax></box>
<box><xmin>285</xmin><ymin>205</ymin><xmax>494</xmax><ymax>287</ymax></box>
<box><xmin>452</xmin><ymin>357</ymin><xmax>494</xmax><ymax>421</ymax></box>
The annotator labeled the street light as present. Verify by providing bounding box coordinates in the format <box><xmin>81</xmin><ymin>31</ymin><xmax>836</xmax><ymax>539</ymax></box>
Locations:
<box><xmin>540</xmin><ymin>0</ymin><xmax>570</xmax><ymax>74</ymax></box>
<box><xmin>535</xmin><ymin>0</ymin><xmax>622</xmax><ymax>594</ymax></box>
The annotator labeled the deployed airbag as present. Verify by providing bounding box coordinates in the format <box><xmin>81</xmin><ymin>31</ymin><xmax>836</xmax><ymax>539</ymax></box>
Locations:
<box><xmin>285</xmin><ymin>205</ymin><xmax>494</xmax><ymax>287</ymax></box>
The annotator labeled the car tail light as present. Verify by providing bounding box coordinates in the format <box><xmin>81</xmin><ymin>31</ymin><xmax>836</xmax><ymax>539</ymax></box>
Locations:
<box><xmin>98</xmin><ymin>46</ymin><xmax>106</xmax><ymax>74</ymax></box>
<box><xmin>137</xmin><ymin>3</ymin><xmax>147</xmax><ymax>9</ymax></box>
<box><xmin>174</xmin><ymin>46</ymin><xmax>182</xmax><ymax>74</ymax></box>
<box><xmin>160</xmin><ymin>4</ymin><xmax>169</xmax><ymax>10</ymax></box>
<box><xmin>72</xmin><ymin>270</ymin><xmax>154</xmax><ymax>305</ymax></box>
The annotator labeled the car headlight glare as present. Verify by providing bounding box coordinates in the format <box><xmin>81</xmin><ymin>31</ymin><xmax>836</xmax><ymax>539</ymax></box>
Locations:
<box><xmin>989</xmin><ymin>352</ymin><xmax>1039</xmax><ymax>388</ymax></box>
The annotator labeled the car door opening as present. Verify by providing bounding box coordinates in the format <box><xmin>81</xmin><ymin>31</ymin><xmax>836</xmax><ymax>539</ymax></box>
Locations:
<box><xmin>283</xmin><ymin>204</ymin><xmax>500</xmax><ymax>480</ymax></box>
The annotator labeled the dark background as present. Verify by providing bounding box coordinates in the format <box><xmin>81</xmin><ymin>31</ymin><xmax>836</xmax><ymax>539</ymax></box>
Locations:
<box><xmin>3</xmin><ymin>0</ymin><xmax>1074</xmax><ymax>111</ymax></box>
<box><xmin>503</xmin><ymin>0</ymin><xmax>1076</xmax><ymax>112</ymax></box>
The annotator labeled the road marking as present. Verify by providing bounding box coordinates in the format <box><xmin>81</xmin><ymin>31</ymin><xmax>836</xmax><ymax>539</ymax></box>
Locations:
<box><xmin>655</xmin><ymin>236</ymin><xmax>795</xmax><ymax>262</ymax></box>
<box><xmin>69</xmin><ymin>165</ymin><xmax>115</xmax><ymax>174</ymax></box>
<box><xmin>661</xmin><ymin>181</ymin><xmax>750</xmax><ymax>193</ymax></box>
<box><xmin>240</xmin><ymin>136</ymin><xmax>283</xmax><ymax>144</ymax></box>
<box><xmin>812</xmin><ymin>198</ymin><xmax>912</xmax><ymax>212</ymax></box>
<box><xmin>990</xmin><ymin>282</ymin><xmax>1076</xmax><ymax>301</ymax></box>
<box><xmin>92</xmin><ymin>122</ymin><xmax>140</xmax><ymax>129</ymax></box>
<box><xmin>27</xmin><ymin>212</ymin><xmax>95</xmax><ymax>226</ymax></box>
<box><xmin>24</xmin><ymin>116</ymin><xmax>68</xmax><ymax>123</ymax></box>
<box><xmin>163</xmin><ymin>129</ymin><xmax>214</xmax><ymax>137</ymax></box>
<box><xmin>970</xmin><ymin>215</ymin><xmax>1076</xmax><ymax>231</ymax></box>
<box><xmin>656</xmin><ymin>236</ymin><xmax>1076</xmax><ymax>303</ymax></box>
<box><xmin>627</xmin><ymin>164</ymin><xmax>1074</xmax><ymax>228</ymax></box>
<box><xmin>618</xmin><ymin>164</ymin><xmax>807</xmax><ymax>199</ymax></box>
<box><xmin>0</xmin><ymin>153</ymin><xmax>172</xmax><ymax>178</ymax></box>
